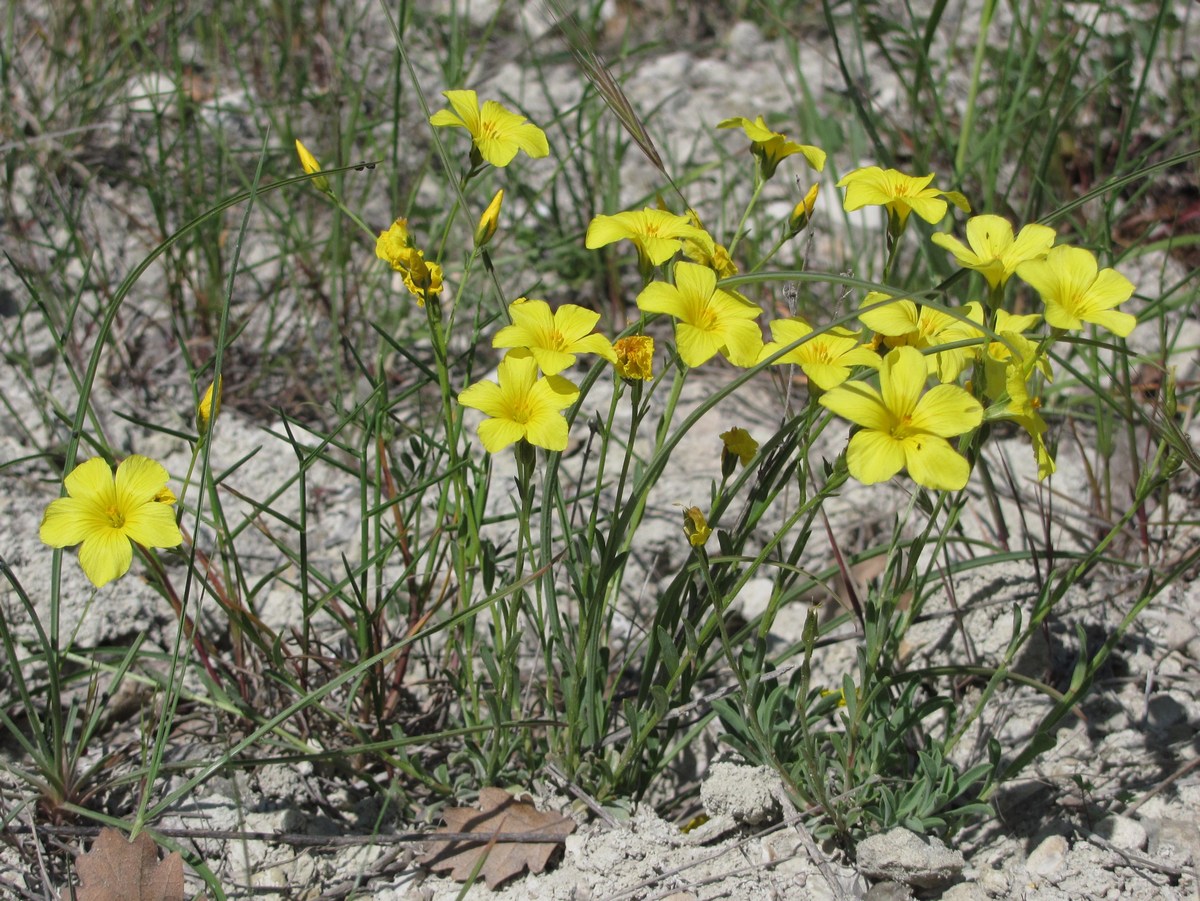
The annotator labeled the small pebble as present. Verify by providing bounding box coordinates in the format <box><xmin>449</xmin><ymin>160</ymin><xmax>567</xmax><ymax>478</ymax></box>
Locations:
<box><xmin>1026</xmin><ymin>834</ymin><xmax>1068</xmax><ymax>878</ymax></box>
<box><xmin>1097</xmin><ymin>814</ymin><xmax>1147</xmax><ymax>852</ymax></box>
<box><xmin>856</xmin><ymin>827</ymin><xmax>965</xmax><ymax>889</ymax></box>
<box><xmin>940</xmin><ymin>883</ymin><xmax>989</xmax><ymax>901</ymax></box>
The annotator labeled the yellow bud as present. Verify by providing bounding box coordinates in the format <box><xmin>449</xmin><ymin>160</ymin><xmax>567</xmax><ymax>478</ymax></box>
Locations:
<box><xmin>197</xmin><ymin>376</ymin><xmax>222</xmax><ymax>437</ymax></box>
<box><xmin>474</xmin><ymin>189</ymin><xmax>504</xmax><ymax>248</ymax></box>
<box><xmin>786</xmin><ymin>183</ymin><xmax>819</xmax><ymax>238</ymax></box>
<box><xmin>294</xmin><ymin>139</ymin><xmax>330</xmax><ymax>193</ymax></box>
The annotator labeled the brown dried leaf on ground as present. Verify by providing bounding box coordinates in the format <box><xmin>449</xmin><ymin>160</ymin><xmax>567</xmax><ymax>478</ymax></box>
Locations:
<box><xmin>71</xmin><ymin>827</ymin><xmax>184</xmax><ymax>901</ymax></box>
<box><xmin>419</xmin><ymin>787</ymin><xmax>576</xmax><ymax>889</ymax></box>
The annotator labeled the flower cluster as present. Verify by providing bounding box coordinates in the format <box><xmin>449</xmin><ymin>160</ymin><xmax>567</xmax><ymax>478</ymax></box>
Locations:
<box><xmin>375</xmin><ymin>218</ymin><xmax>444</xmax><ymax>306</ymax></box>
<box><xmin>422</xmin><ymin>98</ymin><xmax>1139</xmax><ymax>498</ymax></box>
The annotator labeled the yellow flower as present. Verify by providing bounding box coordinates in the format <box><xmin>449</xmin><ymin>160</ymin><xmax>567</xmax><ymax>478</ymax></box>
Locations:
<box><xmin>585</xmin><ymin>208</ymin><xmax>707</xmax><ymax>271</ymax></box>
<box><xmin>375</xmin><ymin>218</ymin><xmax>444</xmax><ymax>305</ymax></box>
<box><xmin>491</xmin><ymin>297</ymin><xmax>616</xmax><ymax>375</ymax></box>
<box><xmin>717</xmin><ymin>116</ymin><xmax>826</xmax><ymax>179</ymax></box>
<box><xmin>1016</xmin><ymin>245</ymin><xmax>1136</xmax><ymax>337</ymax></box>
<box><xmin>636</xmin><ymin>262</ymin><xmax>764</xmax><ymax>368</ymax></box>
<box><xmin>931</xmin><ymin>215</ymin><xmax>1055</xmax><ymax>289</ymax></box>
<box><xmin>474</xmin><ymin>189</ymin><xmax>504</xmax><ymax>248</ymax></box>
<box><xmin>294</xmin><ymin>138</ymin><xmax>329</xmax><ymax>193</ymax></box>
<box><xmin>430</xmin><ymin>90</ymin><xmax>550</xmax><ymax>168</ymax></box>
<box><xmin>196</xmin><ymin>376</ymin><xmax>222</xmax><ymax>436</ymax></box>
<box><xmin>758</xmin><ymin>319</ymin><xmax>880</xmax><ymax>391</ymax></box>
<box><xmin>837</xmin><ymin>166</ymin><xmax>970</xmax><ymax>228</ymax></box>
<box><xmin>40</xmin><ymin>456</ymin><xmax>184</xmax><ymax>588</ymax></box>
<box><xmin>682</xmin><ymin>506</ymin><xmax>712</xmax><ymax>547</ymax></box>
<box><xmin>720</xmin><ymin>427</ymin><xmax>758</xmax><ymax>478</ymax></box>
<box><xmin>819</xmin><ymin>346</ymin><xmax>983</xmax><ymax>491</ymax></box>
<box><xmin>613</xmin><ymin>335</ymin><xmax>655</xmax><ymax>381</ymax></box>
<box><xmin>859</xmin><ymin>293</ymin><xmax>984</xmax><ymax>383</ymax></box>
<box><xmin>458</xmin><ymin>352</ymin><xmax>580</xmax><ymax>453</ymax></box>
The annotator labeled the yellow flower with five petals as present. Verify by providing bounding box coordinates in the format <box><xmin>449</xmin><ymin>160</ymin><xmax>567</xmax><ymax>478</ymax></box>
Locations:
<box><xmin>717</xmin><ymin>116</ymin><xmax>826</xmax><ymax>180</ymax></box>
<box><xmin>430</xmin><ymin>90</ymin><xmax>550</xmax><ymax>168</ymax></box>
<box><xmin>636</xmin><ymin>262</ymin><xmax>763</xmax><ymax>368</ymax></box>
<box><xmin>40</xmin><ymin>456</ymin><xmax>184</xmax><ymax>588</ymax></box>
<box><xmin>859</xmin><ymin>293</ymin><xmax>984</xmax><ymax>383</ymax></box>
<box><xmin>758</xmin><ymin>319</ymin><xmax>880</xmax><ymax>391</ymax></box>
<box><xmin>491</xmin><ymin>298</ymin><xmax>616</xmax><ymax>375</ymax></box>
<box><xmin>586</xmin><ymin>208</ymin><xmax>707</xmax><ymax>272</ymax></box>
<box><xmin>1016</xmin><ymin>245</ymin><xmax>1136</xmax><ymax>337</ymax></box>
<box><xmin>838</xmin><ymin>166</ymin><xmax>970</xmax><ymax>228</ymax></box>
<box><xmin>931</xmin><ymin>215</ymin><xmax>1056</xmax><ymax>289</ymax></box>
<box><xmin>458</xmin><ymin>352</ymin><xmax>580</xmax><ymax>453</ymax></box>
<box><xmin>819</xmin><ymin>346</ymin><xmax>983</xmax><ymax>491</ymax></box>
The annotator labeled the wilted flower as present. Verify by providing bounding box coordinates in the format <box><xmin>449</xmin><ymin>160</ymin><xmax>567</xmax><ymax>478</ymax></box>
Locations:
<box><xmin>720</xmin><ymin>427</ymin><xmax>758</xmax><ymax>478</ymax></box>
<box><xmin>613</xmin><ymin>335</ymin><xmax>655</xmax><ymax>381</ymax></box>
<box><xmin>375</xmin><ymin>218</ymin><xmax>444</xmax><ymax>305</ymax></box>
<box><xmin>681</xmin><ymin>506</ymin><xmax>712</xmax><ymax>547</ymax></box>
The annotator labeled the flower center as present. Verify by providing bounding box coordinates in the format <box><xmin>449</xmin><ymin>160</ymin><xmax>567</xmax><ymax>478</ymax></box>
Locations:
<box><xmin>106</xmin><ymin>505</ymin><xmax>126</xmax><ymax>529</ymax></box>
<box><xmin>508</xmin><ymin>400</ymin><xmax>533</xmax><ymax>426</ymax></box>
<box><xmin>548</xmin><ymin>329</ymin><xmax>567</xmax><ymax>351</ymax></box>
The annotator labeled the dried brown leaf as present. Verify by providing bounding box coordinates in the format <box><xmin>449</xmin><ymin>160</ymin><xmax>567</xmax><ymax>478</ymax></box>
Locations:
<box><xmin>419</xmin><ymin>787</ymin><xmax>576</xmax><ymax>889</ymax></box>
<box><xmin>72</xmin><ymin>827</ymin><xmax>184</xmax><ymax>901</ymax></box>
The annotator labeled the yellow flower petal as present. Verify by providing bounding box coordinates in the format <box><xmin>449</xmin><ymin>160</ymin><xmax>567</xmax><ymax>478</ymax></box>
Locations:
<box><xmin>845</xmin><ymin>429</ymin><xmax>907</xmax><ymax>484</ymax></box>
<box><xmin>904</xmin><ymin>435</ymin><xmax>972</xmax><ymax>490</ymax></box>
<box><xmin>78</xmin><ymin>527</ymin><xmax>134</xmax><ymax>588</ymax></box>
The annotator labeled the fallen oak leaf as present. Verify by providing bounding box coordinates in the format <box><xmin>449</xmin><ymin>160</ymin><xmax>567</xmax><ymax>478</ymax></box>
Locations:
<box><xmin>419</xmin><ymin>787</ymin><xmax>576</xmax><ymax>889</ymax></box>
<box><xmin>71</xmin><ymin>826</ymin><xmax>184</xmax><ymax>901</ymax></box>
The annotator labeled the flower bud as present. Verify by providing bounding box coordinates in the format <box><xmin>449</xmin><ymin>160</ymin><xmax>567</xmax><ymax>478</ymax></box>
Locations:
<box><xmin>785</xmin><ymin>183</ymin><xmax>819</xmax><ymax>239</ymax></box>
<box><xmin>196</xmin><ymin>376</ymin><xmax>222</xmax><ymax>438</ymax></box>
<box><xmin>294</xmin><ymin>139</ymin><xmax>330</xmax><ymax>193</ymax></box>
<box><xmin>474</xmin><ymin>189</ymin><xmax>504</xmax><ymax>248</ymax></box>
